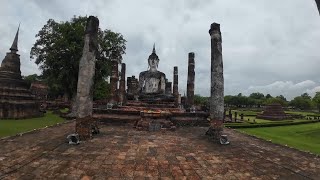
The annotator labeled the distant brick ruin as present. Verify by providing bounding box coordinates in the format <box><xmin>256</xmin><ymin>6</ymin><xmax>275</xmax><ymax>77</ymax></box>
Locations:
<box><xmin>0</xmin><ymin>26</ymin><xmax>42</xmax><ymax>119</ymax></box>
<box><xmin>256</xmin><ymin>103</ymin><xmax>291</xmax><ymax>120</ymax></box>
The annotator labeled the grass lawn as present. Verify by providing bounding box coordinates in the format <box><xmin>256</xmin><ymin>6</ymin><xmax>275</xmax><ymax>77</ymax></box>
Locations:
<box><xmin>0</xmin><ymin>111</ymin><xmax>65</xmax><ymax>138</ymax></box>
<box><xmin>238</xmin><ymin>123</ymin><xmax>320</xmax><ymax>155</ymax></box>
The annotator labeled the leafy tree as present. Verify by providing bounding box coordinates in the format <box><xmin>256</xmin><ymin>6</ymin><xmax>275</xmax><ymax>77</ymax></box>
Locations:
<box><xmin>265</xmin><ymin>94</ymin><xmax>272</xmax><ymax>99</ymax></box>
<box><xmin>301</xmin><ymin>92</ymin><xmax>311</xmax><ymax>100</ymax></box>
<box><xmin>224</xmin><ymin>95</ymin><xmax>233</xmax><ymax>107</ymax></box>
<box><xmin>249</xmin><ymin>92</ymin><xmax>265</xmax><ymax>99</ymax></box>
<box><xmin>249</xmin><ymin>92</ymin><xmax>265</xmax><ymax>107</ymax></box>
<box><xmin>276</xmin><ymin>95</ymin><xmax>287</xmax><ymax>102</ymax></box>
<box><xmin>194</xmin><ymin>94</ymin><xmax>209</xmax><ymax>106</ymax></box>
<box><xmin>265</xmin><ymin>97</ymin><xmax>287</xmax><ymax>106</ymax></box>
<box><xmin>30</xmin><ymin>16</ymin><xmax>126</xmax><ymax>100</ymax></box>
<box><xmin>93</xmin><ymin>79</ymin><xmax>110</xmax><ymax>100</ymax></box>
<box><xmin>312</xmin><ymin>92</ymin><xmax>320</xmax><ymax>112</ymax></box>
<box><xmin>289</xmin><ymin>96</ymin><xmax>312</xmax><ymax>110</ymax></box>
<box><xmin>23</xmin><ymin>74</ymin><xmax>40</xmax><ymax>85</ymax></box>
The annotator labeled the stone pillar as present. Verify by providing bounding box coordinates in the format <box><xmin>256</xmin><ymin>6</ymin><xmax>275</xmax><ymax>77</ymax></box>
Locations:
<box><xmin>75</xmin><ymin>16</ymin><xmax>99</xmax><ymax>140</ymax></box>
<box><xmin>165</xmin><ymin>82</ymin><xmax>172</xmax><ymax>94</ymax></box>
<box><xmin>207</xmin><ymin>22</ymin><xmax>224</xmax><ymax>141</ymax></box>
<box><xmin>173</xmin><ymin>66</ymin><xmax>179</xmax><ymax>106</ymax></box>
<box><xmin>75</xmin><ymin>16</ymin><xmax>99</xmax><ymax>118</ymax></box>
<box><xmin>127</xmin><ymin>77</ymin><xmax>132</xmax><ymax>93</ymax></box>
<box><xmin>118</xmin><ymin>63</ymin><xmax>126</xmax><ymax>105</ymax></box>
<box><xmin>186</xmin><ymin>52</ymin><xmax>195</xmax><ymax>107</ymax></box>
<box><xmin>234</xmin><ymin>112</ymin><xmax>237</xmax><ymax>122</ymax></box>
<box><xmin>110</xmin><ymin>58</ymin><xmax>118</xmax><ymax>104</ymax></box>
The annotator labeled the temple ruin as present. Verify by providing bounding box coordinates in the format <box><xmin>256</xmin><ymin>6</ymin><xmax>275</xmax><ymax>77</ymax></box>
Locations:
<box><xmin>93</xmin><ymin>44</ymin><xmax>209</xmax><ymax>131</ymax></box>
<box><xmin>256</xmin><ymin>103</ymin><xmax>291</xmax><ymax>120</ymax></box>
<box><xmin>0</xmin><ymin>26</ymin><xmax>42</xmax><ymax>119</ymax></box>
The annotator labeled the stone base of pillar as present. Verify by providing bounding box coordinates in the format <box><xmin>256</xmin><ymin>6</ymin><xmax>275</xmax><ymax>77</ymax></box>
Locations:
<box><xmin>75</xmin><ymin>116</ymin><xmax>99</xmax><ymax>140</ymax></box>
<box><xmin>205</xmin><ymin>119</ymin><xmax>223</xmax><ymax>142</ymax></box>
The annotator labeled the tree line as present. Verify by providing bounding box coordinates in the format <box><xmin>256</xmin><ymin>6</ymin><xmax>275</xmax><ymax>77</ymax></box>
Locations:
<box><xmin>194</xmin><ymin>92</ymin><xmax>320</xmax><ymax>112</ymax></box>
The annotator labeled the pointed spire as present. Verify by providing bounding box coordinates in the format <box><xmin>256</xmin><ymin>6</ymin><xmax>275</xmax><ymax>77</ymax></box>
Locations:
<box><xmin>152</xmin><ymin>43</ymin><xmax>156</xmax><ymax>54</ymax></box>
<box><xmin>10</xmin><ymin>23</ymin><xmax>20</xmax><ymax>53</ymax></box>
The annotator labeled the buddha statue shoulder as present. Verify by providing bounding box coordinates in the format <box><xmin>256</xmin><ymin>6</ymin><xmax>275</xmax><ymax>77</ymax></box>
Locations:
<box><xmin>139</xmin><ymin>44</ymin><xmax>166</xmax><ymax>94</ymax></box>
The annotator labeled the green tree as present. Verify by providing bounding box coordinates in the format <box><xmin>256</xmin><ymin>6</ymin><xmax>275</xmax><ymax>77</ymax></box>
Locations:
<box><xmin>249</xmin><ymin>92</ymin><xmax>265</xmax><ymax>99</ymax></box>
<box><xmin>290</xmin><ymin>96</ymin><xmax>312</xmax><ymax>110</ymax></box>
<box><xmin>194</xmin><ymin>94</ymin><xmax>209</xmax><ymax>106</ymax></box>
<box><xmin>276</xmin><ymin>95</ymin><xmax>287</xmax><ymax>102</ymax></box>
<box><xmin>93</xmin><ymin>79</ymin><xmax>110</xmax><ymax>100</ymax></box>
<box><xmin>265</xmin><ymin>97</ymin><xmax>287</xmax><ymax>106</ymax></box>
<box><xmin>30</xmin><ymin>16</ymin><xmax>126</xmax><ymax>100</ymax></box>
<box><xmin>249</xmin><ymin>92</ymin><xmax>265</xmax><ymax>107</ymax></box>
<box><xmin>23</xmin><ymin>74</ymin><xmax>40</xmax><ymax>86</ymax></box>
<box><xmin>224</xmin><ymin>95</ymin><xmax>233</xmax><ymax>107</ymax></box>
<box><xmin>265</xmin><ymin>94</ymin><xmax>272</xmax><ymax>99</ymax></box>
<box><xmin>301</xmin><ymin>92</ymin><xmax>311</xmax><ymax>100</ymax></box>
<box><xmin>312</xmin><ymin>92</ymin><xmax>320</xmax><ymax>112</ymax></box>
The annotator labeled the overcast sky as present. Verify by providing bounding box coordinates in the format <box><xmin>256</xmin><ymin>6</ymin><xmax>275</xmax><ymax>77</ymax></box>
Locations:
<box><xmin>0</xmin><ymin>0</ymin><xmax>320</xmax><ymax>100</ymax></box>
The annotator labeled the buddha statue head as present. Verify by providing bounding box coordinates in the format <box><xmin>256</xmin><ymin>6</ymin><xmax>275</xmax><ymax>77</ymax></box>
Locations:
<box><xmin>148</xmin><ymin>44</ymin><xmax>159</xmax><ymax>72</ymax></box>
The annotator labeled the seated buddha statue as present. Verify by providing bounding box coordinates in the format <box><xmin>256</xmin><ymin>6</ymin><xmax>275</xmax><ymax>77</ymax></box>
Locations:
<box><xmin>139</xmin><ymin>44</ymin><xmax>166</xmax><ymax>94</ymax></box>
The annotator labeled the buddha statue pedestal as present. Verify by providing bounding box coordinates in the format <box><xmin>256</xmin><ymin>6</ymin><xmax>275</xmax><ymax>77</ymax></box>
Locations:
<box><xmin>135</xmin><ymin>110</ymin><xmax>176</xmax><ymax>131</ymax></box>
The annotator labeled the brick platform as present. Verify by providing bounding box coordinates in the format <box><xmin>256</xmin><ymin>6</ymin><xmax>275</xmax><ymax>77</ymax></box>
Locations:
<box><xmin>0</xmin><ymin>122</ymin><xmax>319</xmax><ymax>179</ymax></box>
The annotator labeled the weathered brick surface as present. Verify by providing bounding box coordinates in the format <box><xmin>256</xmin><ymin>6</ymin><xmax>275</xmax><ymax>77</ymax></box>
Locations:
<box><xmin>0</xmin><ymin>122</ymin><xmax>319</xmax><ymax>179</ymax></box>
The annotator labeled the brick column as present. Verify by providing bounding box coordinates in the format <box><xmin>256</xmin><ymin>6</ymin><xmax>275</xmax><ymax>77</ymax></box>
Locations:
<box><xmin>118</xmin><ymin>63</ymin><xmax>126</xmax><ymax>105</ymax></box>
<box><xmin>110</xmin><ymin>59</ymin><xmax>118</xmax><ymax>104</ymax></box>
<box><xmin>187</xmin><ymin>52</ymin><xmax>195</xmax><ymax>107</ymax></box>
<box><xmin>207</xmin><ymin>22</ymin><xmax>224</xmax><ymax>141</ymax></box>
<box><xmin>173</xmin><ymin>66</ymin><xmax>179</xmax><ymax>106</ymax></box>
<box><xmin>165</xmin><ymin>82</ymin><xmax>172</xmax><ymax>94</ymax></box>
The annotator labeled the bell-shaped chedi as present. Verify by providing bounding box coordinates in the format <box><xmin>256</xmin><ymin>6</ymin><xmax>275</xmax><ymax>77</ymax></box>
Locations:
<box><xmin>0</xmin><ymin>25</ymin><xmax>41</xmax><ymax>119</ymax></box>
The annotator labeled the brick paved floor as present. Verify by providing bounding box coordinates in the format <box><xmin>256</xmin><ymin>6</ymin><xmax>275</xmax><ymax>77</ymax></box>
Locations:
<box><xmin>0</xmin><ymin>121</ymin><xmax>319</xmax><ymax>180</ymax></box>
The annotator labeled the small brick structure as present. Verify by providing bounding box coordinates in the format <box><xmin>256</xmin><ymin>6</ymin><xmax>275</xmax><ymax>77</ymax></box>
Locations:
<box><xmin>256</xmin><ymin>103</ymin><xmax>291</xmax><ymax>120</ymax></box>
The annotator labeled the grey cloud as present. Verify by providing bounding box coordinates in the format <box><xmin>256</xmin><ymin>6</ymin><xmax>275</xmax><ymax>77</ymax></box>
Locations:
<box><xmin>244</xmin><ymin>80</ymin><xmax>320</xmax><ymax>100</ymax></box>
<box><xmin>0</xmin><ymin>0</ymin><xmax>320</xmax><ymax>100</ymax></box>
